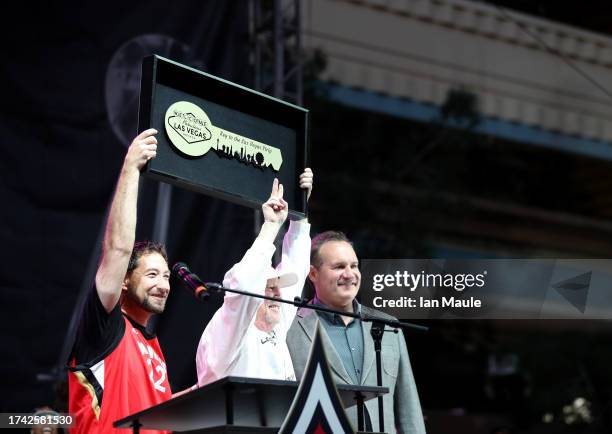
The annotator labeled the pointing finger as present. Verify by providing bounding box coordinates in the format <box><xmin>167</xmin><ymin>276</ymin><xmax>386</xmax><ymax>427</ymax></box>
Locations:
<box><xmin>271</xmin><ymin>178</ymin><xmax>279</xmax><ymax>198</ymax></box>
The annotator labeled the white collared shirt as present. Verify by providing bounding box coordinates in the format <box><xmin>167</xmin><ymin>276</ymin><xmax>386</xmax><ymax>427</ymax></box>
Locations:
<box><xmin>196</xmin><ymin>220</ymin><xmax>310</xmax><ymax>386</ymax></box>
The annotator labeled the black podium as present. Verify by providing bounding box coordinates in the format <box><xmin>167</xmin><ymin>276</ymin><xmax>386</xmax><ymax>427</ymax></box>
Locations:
<box><xmin>113</xmin><ymin>376</ymin><xmax>388</xmax><ymax>433</ymax></box>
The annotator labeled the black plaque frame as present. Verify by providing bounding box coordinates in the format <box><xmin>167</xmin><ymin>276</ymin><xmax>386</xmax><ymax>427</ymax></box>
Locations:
<box><xmin>138</xmin><ymin>55</ymin><xmax>309</xmax><ymax>218</ymax></box>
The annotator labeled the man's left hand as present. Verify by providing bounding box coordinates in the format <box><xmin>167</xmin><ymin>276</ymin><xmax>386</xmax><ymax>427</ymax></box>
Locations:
<box><xmin>299</xmin><ymin>168</ymin><xmax>314</xmax><ymax>201</ymax></box>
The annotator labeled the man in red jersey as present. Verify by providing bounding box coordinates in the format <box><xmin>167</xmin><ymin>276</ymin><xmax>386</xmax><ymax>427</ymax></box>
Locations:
<box><xmin>68</xmin><ymin>129</ymin><xmax>173</xmax><ymax>434</ymax></box>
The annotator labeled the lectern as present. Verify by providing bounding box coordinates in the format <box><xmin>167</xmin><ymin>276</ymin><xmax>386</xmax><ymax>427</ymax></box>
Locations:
<box><xmin>113</xmin><ymin>376</ymin><xmax>387</xmax><ymax>433</ymax></box>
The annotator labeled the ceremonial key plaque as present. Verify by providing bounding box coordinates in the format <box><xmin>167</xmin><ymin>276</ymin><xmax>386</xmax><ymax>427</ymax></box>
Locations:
<box><xmin>164</xmin><ymin>101</ymin><xmax>283</xmax><ymax>170</ymax></box>
<box><xmin>138</xmin><ymin>55</ymin><xmax>309</xmax><ymax>217</ymax></box>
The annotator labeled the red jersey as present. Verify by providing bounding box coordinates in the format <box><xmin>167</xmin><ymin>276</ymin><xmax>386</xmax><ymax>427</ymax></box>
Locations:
<box><xmin>69</xmin><ymin>288</ymin><xmax>172</xmax><ymax>433</ymax></box>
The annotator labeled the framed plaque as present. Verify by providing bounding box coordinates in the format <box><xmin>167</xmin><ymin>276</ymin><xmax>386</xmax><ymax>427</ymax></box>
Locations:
<box><xmin>138</xmin><ymin>55</ymin><xmax>309</xmax><ymax>218</ymax></box>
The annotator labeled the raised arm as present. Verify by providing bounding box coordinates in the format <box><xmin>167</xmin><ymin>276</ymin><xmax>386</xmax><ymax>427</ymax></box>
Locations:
<box><xmin>220</xmin><ymin>177</ymin><xmax>288</xmax><ymax>295</ymax></box>
<box><xmin>196</xmin><ymin>178</ymin><xmax>289</xmax><ymax>385</ymax></box>
<box><xmin>279</xmin><ymin>168</ymin><xmax>312</xmax><ymax>279</ymax></box>
<box><xmin>278</xmin><ymin>168</ymin><xmax>313</xmax><ymax>326</ymax></box>
<box><xmin>94</xmin><ymin>129</ymin><xmax>158</xmax><ymax>312</ymax></box>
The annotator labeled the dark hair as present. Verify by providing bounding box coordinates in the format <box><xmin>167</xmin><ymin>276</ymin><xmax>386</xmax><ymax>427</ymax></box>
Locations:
<box><xmin>302</xmin><ymin>231</ymin><xmax>353</xmax><ymax>301</ymax></box>
<box><xmin>127</xmin><ymin>241</ymin><xmax>168</xmax><ymax>273</ymax></box>
<box><xmin>310</xmin><ymin>231</ymin><xmax>352</xmax><ymax>268</ymax></box>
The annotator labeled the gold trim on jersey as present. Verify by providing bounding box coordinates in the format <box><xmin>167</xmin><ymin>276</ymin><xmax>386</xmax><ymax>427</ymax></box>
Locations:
<box><xmin>73</xmin><ymin>370</ymin><xmax>101</xmax><ymax>419</ymax></box>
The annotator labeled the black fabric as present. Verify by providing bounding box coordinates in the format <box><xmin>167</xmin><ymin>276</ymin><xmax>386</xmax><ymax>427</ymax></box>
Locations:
<box><xmin>0</xmin><ymin>1</ymin><xmax>252</xmax><ymax>411</ymax></box>
<box><xmin>79</xmin><ymin>363</ymin><xmax>105</xmax><ymax>409</ymax></box>
<box><xmin>125</xmin><ymin>314</ymin><xmax>157</xmax><ymax>340</ymax></box>
<box><xmin>70</xmin><ymin>287</ymin><xmax>125</xmax><ymax>369</ymax></box>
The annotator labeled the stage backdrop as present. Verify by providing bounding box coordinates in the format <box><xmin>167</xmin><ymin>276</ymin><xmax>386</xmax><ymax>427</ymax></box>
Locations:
<box><xmin>0</xmin><ymin>1</ymin><xmax>254</xmax><ymax>411</ymax></box>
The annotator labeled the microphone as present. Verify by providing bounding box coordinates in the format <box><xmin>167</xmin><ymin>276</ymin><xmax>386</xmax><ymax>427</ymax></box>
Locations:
<box><xmin>172</xmin><ymin>262</ymin><xmax>209</xmax><ymax>301</ymax></box>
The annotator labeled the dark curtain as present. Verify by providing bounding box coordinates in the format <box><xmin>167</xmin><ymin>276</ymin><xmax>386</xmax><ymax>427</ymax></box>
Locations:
<box><xmin>0</xmin><ymin>0</ymin><xmax>253</xmax><ymax>410</ymax></box>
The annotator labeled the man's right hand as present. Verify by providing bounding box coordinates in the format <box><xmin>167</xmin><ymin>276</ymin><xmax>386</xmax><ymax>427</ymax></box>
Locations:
<box><xmin>262</xmin><ymin>178</ymin><xmax>288</xmax><ymax>225</ymax></box>
<box><xmin>124</xmin><ymin>128</ymin><xmax>158</xmax><ymax>172</ymax></box>
<box><xmin>96</xmin><ymin>128</ymin><xmax>158</xmax><ymax>313</ymax></box>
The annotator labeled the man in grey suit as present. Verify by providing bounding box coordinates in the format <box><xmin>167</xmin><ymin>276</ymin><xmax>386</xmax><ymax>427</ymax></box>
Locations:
<box><xmin>286</xmin><ymin>231</ymin><xmax>426</xmax><ymax>434</ymax></box>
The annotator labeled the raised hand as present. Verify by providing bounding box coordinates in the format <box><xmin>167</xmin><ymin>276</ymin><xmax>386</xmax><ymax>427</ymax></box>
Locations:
<box><xmin>262</xmin><ymin>178</ymin><xmax>288</xmax><ymax>225</ymax></box>
<box><xmin>124</xmin><ymin>128</ymin><xmax>158</xmax><ymax>172</ymax></box>
<box><xmin>299</xmin><ymin>168</ymin><xmax>313</xmax><ymax>201</ymax></box>
<box><xmin>96</xmin><ymin>128</ymin><xmax>158</xmax><ymax>313</ymax></box>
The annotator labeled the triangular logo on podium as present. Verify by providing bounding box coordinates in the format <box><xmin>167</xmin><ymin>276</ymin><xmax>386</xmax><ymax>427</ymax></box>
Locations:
<box><xmin>279</xmin><ymin>321</ymin><xmax>355</xmax><ymax>434</ymax></box>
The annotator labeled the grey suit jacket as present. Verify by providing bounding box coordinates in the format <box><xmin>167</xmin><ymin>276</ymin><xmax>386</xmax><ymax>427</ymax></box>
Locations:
<box><xmin>286</xmin><ymin>305</ymin><xmax>426</xmax><ymax>434</ymax></box>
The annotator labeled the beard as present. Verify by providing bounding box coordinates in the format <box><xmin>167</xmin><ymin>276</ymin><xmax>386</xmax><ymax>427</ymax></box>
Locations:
<box><xmin>125</xmin><ymin>288</ymin><xmax>166</xmax><ymax>314</ymax></box>
<box><xmin>141</xmin><ymin>293</ymin><xmax>166</xmax><ymax>314</ymax></box>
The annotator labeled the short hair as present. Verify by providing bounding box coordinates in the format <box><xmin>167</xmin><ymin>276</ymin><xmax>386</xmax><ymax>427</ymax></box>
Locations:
<box><xmin>302</xmin><ymin>231</ymin><xmax>353</xmax><ymax>301</ymax></box>
<box><xmin>310</xmin><ymin>231</ymin><xmax>352</xmax><ymax>268</ymax></box>
<box><xmin>127</xmin><ymin>241</ymin><xmax>168</xmax><ymax>273</ymax></box>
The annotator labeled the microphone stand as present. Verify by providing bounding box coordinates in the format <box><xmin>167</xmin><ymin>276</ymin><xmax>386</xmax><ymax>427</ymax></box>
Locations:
<box><xmin>370</xmin><ymin>322</ymin><xmax>388</xmax><ymax>433</ymax></box>
<box><xmin>203</xmin><ymin>282</ymin><xmax>428</xmax><ymax>332</ymax></box>
<box><xmin>203</xmin><ymin>282</ymin><xmax>428</xmax><ymax>433</ymax></box>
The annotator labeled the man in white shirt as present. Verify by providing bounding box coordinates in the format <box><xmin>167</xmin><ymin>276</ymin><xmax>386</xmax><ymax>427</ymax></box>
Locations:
<box><xmin>196</xmin><ymin>169</ymin><xmax>313</xmax><ymax>385</ymax></box>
